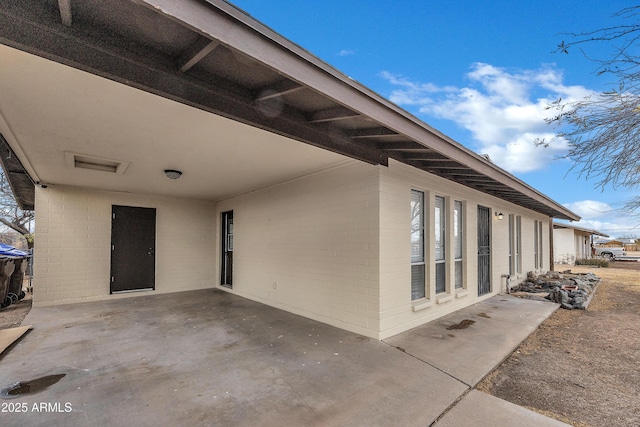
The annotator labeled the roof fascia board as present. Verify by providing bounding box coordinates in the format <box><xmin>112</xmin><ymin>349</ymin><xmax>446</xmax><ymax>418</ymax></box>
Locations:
<box><xmin>139</xmin><ymin>0</ymin><xmax>579</xmax><ymax>220</ymax></box>
<box><xmin>553</xmin><ymin>222</ymin><xmax>609</xmax><ymax>237</ymax></box>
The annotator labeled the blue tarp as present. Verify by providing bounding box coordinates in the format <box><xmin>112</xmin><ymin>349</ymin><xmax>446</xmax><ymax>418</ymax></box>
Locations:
<box><xmin>0</xmin><ymin>243</ymin><xmax>30</xmax><ymax>257</ymax></box>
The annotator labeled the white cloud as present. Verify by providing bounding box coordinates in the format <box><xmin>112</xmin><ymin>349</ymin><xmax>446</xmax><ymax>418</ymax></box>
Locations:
<box><xmin>481</xmin><ymin>133</ymin><xmax>569</xmax><ymax>173</ymax></box>
<box><xmin>338</xmin><ymin>49</ymin><xmax>355</xmax><ymax>57</ymax></box>
<box><xmin>380</xmin><ymin>71</ymin><xmax>457</xmax><ymax>95</ymax></box>
<box><xmin>381</xmin><ymin>63</ymin><xmax>594</xmax><ymax>173</ymax></box>
<box><xmin>564</xmin><ymin>200</ymin><xmax>615</xmax><ymax>219</ymax></box>
<box><xmin>562</xmin><ymin>200</ymin><xmax>640</xmax><ymax>238</ymax></box>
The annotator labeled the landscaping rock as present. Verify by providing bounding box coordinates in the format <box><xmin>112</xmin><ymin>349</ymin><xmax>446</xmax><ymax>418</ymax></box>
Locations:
<box><xmin>548</xmin><ymin>287</ymin><xmax>569</xmax><ymax>304</ymax></box>
<box><xmin>534</xmin><ymin>278</ymin><xmax>547</xmax><ymax>287</ymax></box>
<box><xmin>510</xmin><ymin>270</ymin><xmax>600</xmax><ymax>310</ymax></box>
<box><xmin>511</xmin><ymin>292</ymin><xmax>549</xmax><ymax>302</ymax></box>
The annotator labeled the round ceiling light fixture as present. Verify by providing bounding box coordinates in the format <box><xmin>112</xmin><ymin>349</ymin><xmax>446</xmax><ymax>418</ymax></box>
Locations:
<box><xmin>164</xmin><ymin>169</ymin><xmax>183</xmax><ymax>180</ymax></box>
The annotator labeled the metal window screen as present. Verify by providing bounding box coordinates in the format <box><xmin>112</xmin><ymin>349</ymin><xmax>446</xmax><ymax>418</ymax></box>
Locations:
<box><xmin>411</xmin><ymin>264</ymin><xmax>425</xmax><ymax>300</ymax></box>
<box><xmin>411</xmin><ymin>190</ymin><xmax>425</xmax><ymax>300</ymax></box>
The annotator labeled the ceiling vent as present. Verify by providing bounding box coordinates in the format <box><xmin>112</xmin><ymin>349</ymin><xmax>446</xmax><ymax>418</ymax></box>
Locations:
<box><xmin>65</xmin><ymin>152</ymin><xmax>129</xmax><ymax>175</ymax></box>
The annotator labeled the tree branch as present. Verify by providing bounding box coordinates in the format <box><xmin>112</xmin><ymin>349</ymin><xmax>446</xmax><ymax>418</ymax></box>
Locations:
<box><xmin>0</xmin><ymin>217</ymin><xmax>30</xmax><ymax>235</ymax></box>
<box><xmin>547</xmin><ymin>6</ymin><xmax>640</xmax><ymax>215</ymax></box>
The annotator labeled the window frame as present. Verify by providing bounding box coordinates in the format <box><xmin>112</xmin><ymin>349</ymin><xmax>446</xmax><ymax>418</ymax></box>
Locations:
<box><xmin>516</xmin><ymin>215</ymin><xmax>522</xmax><ymax>274</ymax></box>
<box><xmin>534</xmin><ymin>220</ymin><xmax>544</xmax><ymax>269</ymax></box>
<box><xmin>453</xmin><ymin>200</ymin><xmax>464</xmax><ymax>289</ymax></box>
<box><xmin>434</xmin><ymin>195</ymin><xmax>446</xmax><ymax>294</ymax></box>
<box><xmin>534</xmin><ymin>220</ymin><xmax>539</xmax><ymax>268</ymax></box>
<box><xmin>508</xmin><ymin>214</ymin><xmax>514</xmax><ymax>275</ymax></box>
<box><xmin>410</xmin><ymin>190</ymin><xmax>426</xmax><ymax>301</ymax></box>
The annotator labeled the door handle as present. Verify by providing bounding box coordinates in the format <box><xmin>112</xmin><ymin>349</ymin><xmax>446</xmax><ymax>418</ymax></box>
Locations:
<box><xmin>148</xmin><ymin>248</ymin><xmax>155</xmax><ymax>256</ymax></box>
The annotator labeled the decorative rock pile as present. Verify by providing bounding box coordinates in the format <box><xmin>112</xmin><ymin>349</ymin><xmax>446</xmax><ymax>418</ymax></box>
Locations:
<box><xmin>509</xmin><ymin>270</ymin><xmax>600</xmax><ymax>310</ymax></box>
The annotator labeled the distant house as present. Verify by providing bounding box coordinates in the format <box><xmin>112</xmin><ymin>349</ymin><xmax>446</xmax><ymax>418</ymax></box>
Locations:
<box><xmin>595</xmin><ymin>238</ymin><xmax>638</xmax><ymax>252</ymax></box>
<box><xmin>0</xmin><ymin>0</ymin><xmax>579</xmax><ymax>339</ymax></box>
<box><xmin>594</xmin><ymin>238</ymin><xmax>624</xmax><ymax>247</ymax></box>
<box><xmin>553</xmin><ymin>223</ymin><xmax>608</xmax><ymax>264</ymax></box>
<box><xmin>619</xmin><ymin>238</ymin><xmax>639</xmax><ymax>251</ymax></box>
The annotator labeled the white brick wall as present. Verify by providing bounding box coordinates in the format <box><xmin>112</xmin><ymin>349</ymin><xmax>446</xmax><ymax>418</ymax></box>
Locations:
<box><xmin>33</xmin><ymin>186</ymin><xmax>217</xmax><ymax>306</ymax></box>
<box><xmin>553</xmin><ymin>227</ymin><xmax>579</xmax><ymax>264</ymax></box>
<box><xmin>377</xmin><ymin>160</ymin><xmax>549</xmax><ymax>339</ymax></box>
<box><xmin>215</xmin><ymin>161</ymin><xmax>381</xmax><ymax>338</ymax></box>
<box><xmin>32</xmin><ymin>160</ymin><xmax>552</xmax><ymax>340</ymax></box>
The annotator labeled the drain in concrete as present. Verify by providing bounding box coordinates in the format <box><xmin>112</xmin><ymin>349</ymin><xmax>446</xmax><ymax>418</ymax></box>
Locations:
<box><xmin>446</xmin><ymin>319</ymin><xmax>475</xmax><ymax>330</ymax></box>
<box><xmin>0</xmin><ymin>374</ymin><xmax>66</xmax><ymax>399</ymax></box>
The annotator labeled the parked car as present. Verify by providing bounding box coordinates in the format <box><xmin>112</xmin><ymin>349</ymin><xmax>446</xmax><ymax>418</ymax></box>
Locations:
<box><xmin>594</xmin><ymin>246</ymin><xmax>625</xmax><ymax>259</ymax></box>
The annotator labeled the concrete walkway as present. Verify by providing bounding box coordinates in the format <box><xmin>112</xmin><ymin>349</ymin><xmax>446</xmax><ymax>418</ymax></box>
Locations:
<box><xmin>385</xmin><ymin>296</ymin><xmax>571</xmax><ymax>426</ymax></box>
<box><xmin>0</xmin><ymin>289</ymin><xmax>570</xmax><ymax>426</ymax></box>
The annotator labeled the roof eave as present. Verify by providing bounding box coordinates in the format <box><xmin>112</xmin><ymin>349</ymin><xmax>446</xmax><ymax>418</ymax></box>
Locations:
<box><xmin>0</xmin><ymin>0</ymin><xmax>580</xmax><ymax>220</ymax></box>
<box><xmin>553</xmin><ymin>222</ymin><xmax>608</xmax><ymax>237</ymax></box>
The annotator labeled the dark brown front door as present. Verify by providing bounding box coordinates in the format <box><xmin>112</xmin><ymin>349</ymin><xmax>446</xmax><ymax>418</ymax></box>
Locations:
<box><xmin>221</xmin><ymin>211</ymin><xmax>233</xmax><ymax>287</ymax></box>
<box><xmin>110</xmin><ymin>205</ymin><xmax>156</xmax><ymax>293</ymax></box>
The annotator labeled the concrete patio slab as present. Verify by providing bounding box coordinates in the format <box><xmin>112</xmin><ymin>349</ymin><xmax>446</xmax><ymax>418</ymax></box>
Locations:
<box><xmin>383</xmin><ymin>295</ymin><xmax>559</xmax><ymax>387</ymax></box>
<box><xmin>436</xmin><ymin>390</ymin><xmax>571</xmax><ymax>426</ymax></box>
<box><xmin>0</xmin><ymin>289</ymin><xmax>467</xmax><ymax>426</ymax></box>
<box><xmin>0</xmin><ymin>325</ymin><xmax>31</xmax><ymax>355</ymax></box>
<box><xmin>0</xmin><ymin>290</ymin><xmax>563</xmax><ymax>426</ymax></box>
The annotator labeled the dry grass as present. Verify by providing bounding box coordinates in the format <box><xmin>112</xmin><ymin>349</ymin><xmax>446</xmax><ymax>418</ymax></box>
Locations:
<box><xmin>478</xmin><ymin>262</ymin><xmax>640</xmax><ymax>427</ymax></box>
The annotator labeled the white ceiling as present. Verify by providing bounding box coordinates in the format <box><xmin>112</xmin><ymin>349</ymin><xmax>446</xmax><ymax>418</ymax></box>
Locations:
<box><xmin>0</xmin><ymin>44</ymin><xmax>348</xmax><ymax>201</ymax></box>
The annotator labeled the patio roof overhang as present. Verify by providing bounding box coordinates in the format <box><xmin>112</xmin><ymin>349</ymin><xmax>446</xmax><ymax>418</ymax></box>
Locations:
<box><xmin>0</xmin><ymin>0</ymin><xmax>579</xmax><ymax>220</ymax></box>
<box><xmin>553</xmin><ymin>222</ymin><xmax>609</xmax><ymax>238</ymax></box>
<box><xmin>0</xmin><ymin>134</ymin><xmax>34</xmax><ymax>210</ymax></box>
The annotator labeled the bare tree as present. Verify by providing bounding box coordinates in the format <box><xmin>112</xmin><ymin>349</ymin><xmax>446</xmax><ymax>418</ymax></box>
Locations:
<box><xmin>540</xmin><ymin>6</ymin><xmax>640</xmax><ymax>213</ymax></box>
<box><xmin>0</xmin><ymin>169</ymin><xmax>34</xmax><ymax>248</ymax></box>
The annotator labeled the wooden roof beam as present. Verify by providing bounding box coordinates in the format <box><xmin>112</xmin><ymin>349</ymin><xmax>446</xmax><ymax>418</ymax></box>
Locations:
<box><xmin>437</xmin><ymin>172</ymin><xmax>501</xmax><ymax>182</ymax></box>
<box><xmin>177</xmin><ymin>38</ymin><xmax>219</xmax><ymax>73</ymax></box>
<box><xmin>419</xmin><ymin>161</ymin><xmax>469</xmax><ymax>169</ymax></box>
<box><xmin>349</xmin><ymin>127</ymin><xmax>399</xmax><ymax>139</ymax></box>
<box><xmin>377</xmin><ymin>141</ymin><xmax>430</xmax><ymax>151</ymax></box>
<box><xmin>132</xmin><ymin>0</ymin><xmax>578</xmax><ymax>221</ymax></box>
<box><xmin>254</xmin><ymin>79</ymin><xmax>304</xmax><ymax>102</ymax></box>
<box><xmin>308</xmin><ymin>107</ymin><xmax>361</xmax><ymax>123</ymax></box>
<box><xmin>401</xmin><ymin>152</ymin><xmax>449</xmax><ymax>161</ymax></box>
<box><xmin>460</xmin><ymin>178</ymin><xmax>502</xmax><ymax>184</ymax></box>
<box><xmin>0</xmin><ymin>8</ymin><xmax>386</xmax><ymax>166</ymax></box>
<box><xmin>58</xmin><ymin>0</ymin><xmax>72</xmax><ymax>27</ymax></box>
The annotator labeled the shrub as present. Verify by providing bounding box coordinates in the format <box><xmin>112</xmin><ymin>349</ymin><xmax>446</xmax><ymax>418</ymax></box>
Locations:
<box><xmin>575</xmin><ymin>258</ymin><xmax>609</xmax><ymax>267</ymax></box>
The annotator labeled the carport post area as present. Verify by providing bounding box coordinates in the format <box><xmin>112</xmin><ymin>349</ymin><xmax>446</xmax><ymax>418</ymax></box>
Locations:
<box><xmin>1</xmin><ymin>0</ymin><xmax>579</xmax><ymax>341</ymax></box>
<box><xmin>0</xmin><ymin>289</ymin><xmax>568</xmax><ymax>426</ymax></box>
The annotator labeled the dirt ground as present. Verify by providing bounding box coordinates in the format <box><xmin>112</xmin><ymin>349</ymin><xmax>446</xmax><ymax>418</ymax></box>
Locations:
<box><xmin>0</xmin><ymin>293</ymin><xmax>31</xmax><ymax>330</ymax></box>
<box><xmin>478</xmin><ymin>260</ymin><xmax>640</xmax><ymax>427</ymax></box>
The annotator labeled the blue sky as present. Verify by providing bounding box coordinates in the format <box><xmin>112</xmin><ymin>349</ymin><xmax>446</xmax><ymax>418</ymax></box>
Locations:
<box><xmin>231</xmin><ymin>0</ymin><xmax>639</xmax><ymax>237</ymax></box>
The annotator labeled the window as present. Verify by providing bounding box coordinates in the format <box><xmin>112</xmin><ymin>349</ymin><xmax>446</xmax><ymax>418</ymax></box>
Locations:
<box><xmin>411</xmin><ymin>190</ymin><xmax>425</xmax><ymax>300</ymax></box>
<box><xmin>454</xmin><ymin>200</ymin><xmax>463</xmax><ymax>289</ymax></box>
<box><xmin>539</xmin><ymin>221</ymin><xmax>544</xmax><ymax>268</ymax></box>
<box><xmin>435</xmin><ymin>196</ymin><xmax>446</xmax><ymax>293</ymax></box>
<box><xmin>534</xmin><ymin>220</ymin><xmax>539</xmax><ymax>268</ymax></box>
<box><xmin>534</xmin><ymin>220</ymin><xmax>544</xmax><ymax>269</ymax></box>
<box><xmin>516</xmin><ymin>215</ymin><xmax>522</xmax><ymax>274</ymax></box>
<box><xmin>508</xmin><ymin>214</ymin><xmax>514</xmax><ymax>275</ymax></box>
